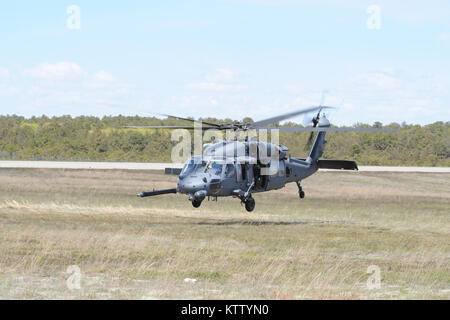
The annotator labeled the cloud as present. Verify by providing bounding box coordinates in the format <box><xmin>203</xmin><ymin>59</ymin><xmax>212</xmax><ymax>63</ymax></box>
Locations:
<box><xmin>23</xmin><ymin>63</ymin><xmax>117</xmax><ymax>87</ymax></box>
<box><xmin>0</xmin><ymin>85</ymin><xmax>19</xmax><ymax>97</ymax></box>
<box><xmin>0</xmin><ymin>67</ymin><xmax>19</xmax><ymax>96</ymax></box>
<box><xmin>92</xmin><ymin>70</ymin><xmax>115</xmax><ymax>82</ymax></box>
<box><xmin>186</xmin><ymin>82</ymin><xmax>247</xmax><ymax>91</ymax></box>
<box><xmin>84</xmin><ymin>71</ymin><xmax>116</xmax><ymax>89</ymax></box>
<box><xmin>27</xmin><ymin>86</ymin><xmax>46</xmax><ymax>96</ymax></box>
<box><xmin>8</xmin><ymin>62</ymin><xmax>135</xmax><ymax>115</ymax></box>
<box><xmin>21</xmin><ymin>62</ymin><xmax>126</xmax><ymax>95</ymax></box>
<box><xmin>23</xmin><ymin>62</ymin><xmax>86</xmax><ymax>80</ymax></box>
<box><xmin>335</xmin><ymin>70</ymin><xmax>449</xmax><ymax>124</ymax></box>
<box><xmin>229</xmin><ymin>0</ymin><xmax>450</xmax><ymax>26</ymax></box>
<box><xmin>351</xmin><ymin>72</ymin><xmax>401</xmax><ymax>90</ymax></box>
<box><xmin>186</xmin><ymin>68</ymin><xmax>248</xmax><ymax>92</ymax></box>
<box><xmin>205</xmin><ymin>68</ymin><xmax>237</xmax><ymax>82</ymax></box>
<box><xmin>438</xmin><ymin>33</ymin><xmax>450</xmax><ymax>41</ymax></box>
<box><xmin>32</xmin><ymin>91</ymin><xmax>82</xmax><ymax>106</ymax></box>
<box><xmin>0</xmin><ymin>67</ymin><xmax>10</xmax><ymax>80</ymax></box>
<box><xmin>278</xmin><ymin>68</ymin><xmax>450</xmax><ymax>126</ymax></box>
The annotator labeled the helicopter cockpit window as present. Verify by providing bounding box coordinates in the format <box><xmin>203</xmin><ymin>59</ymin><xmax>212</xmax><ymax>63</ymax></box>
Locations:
<box><xmin>225</xmin><ymin>163</ymin><xmax>236</xmax><ymax>178</ymax></box>
<box><xmin>181</xmin><ymin>159</ymin><xmax>195</xmax><ymax>176</ymax></box>
<box><xmin>194</xmin><ymin>162</ymin><xmax>208</xmax><ymax>173</ymax></box>
<box><xmin>181</xmin><ymin>158</ymin><xmax>207</xmax><ymax>176</ymax></box>
<box><xmin>206</xmin><ymin>161</ymin><xmax>223</xmax><ymax>176</ymax></box>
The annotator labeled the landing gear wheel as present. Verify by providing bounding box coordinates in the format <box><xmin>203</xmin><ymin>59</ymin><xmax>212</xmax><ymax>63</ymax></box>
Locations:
<box><xmin>296</xmin><ymin>181</ymin><xmax>305</xmax><ymax>199</ymax></box>
<box><xmin>245</xmin><ymin>197</ymin><xmax>255</xmax><ymax>212</ymax></box>
<box><xmin>192</xmin><ymin>199</ymin><xmax>202</xmax><ymax>208</ymax></box>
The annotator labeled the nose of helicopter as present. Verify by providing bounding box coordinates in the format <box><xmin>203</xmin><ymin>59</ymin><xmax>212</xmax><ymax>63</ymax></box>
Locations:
<box><xmin>178</xmin><ymin>176</ymin><xmax>208</xmax><ymax>194</ymax></box>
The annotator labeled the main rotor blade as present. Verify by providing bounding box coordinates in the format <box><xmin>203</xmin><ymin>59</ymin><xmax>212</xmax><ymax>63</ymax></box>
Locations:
<box><xmin>125</xmin><ymin>125</ymin><xmax>226</xmax><ymax>130</ymax></box>
<box><xmin>259</xmin><ymin>127</ymin><xmax>397</xmax><ymax>133</ymax></box>
<box><xmin>95</xmin><ymin>102</ymin><xmax>223</xmax><ymax>128</ymax></box>
<box><xmin>250</xmin><ymin>106</ymin><xmax>334</xmax><ymax>128</ymax></box>
<box><xmin>156</xmin><ymin>113</ymin><xmax>222</xmax><ymax>128</ymax></box>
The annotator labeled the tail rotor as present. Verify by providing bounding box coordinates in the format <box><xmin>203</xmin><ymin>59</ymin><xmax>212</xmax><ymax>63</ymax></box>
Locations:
<box><xmin>304</xmin><ymin>108</ymin><xmax>323</xmax><ymax>151</ymax></box>
<box><xmin>304</xmin><ymin>91</ymin><xmax>328</xmax><ymax>151</ymax></box>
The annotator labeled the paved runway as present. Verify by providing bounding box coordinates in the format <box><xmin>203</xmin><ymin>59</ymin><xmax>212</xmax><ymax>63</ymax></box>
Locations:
<box><xmin>0</xmin><ymin>160</ymin><xmax>449</xmax><ymax>173</ymax></box>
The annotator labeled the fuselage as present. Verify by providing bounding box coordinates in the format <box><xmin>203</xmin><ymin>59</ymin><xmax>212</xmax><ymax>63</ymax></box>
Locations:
<box><xmin>177</xmin><ymin>115</ymin><xmax>331</xmax><ymax>202</ymax></box>
<box><xmin>176</xmin><ymin>149</ymin><xmax>318</xmax><ymax>201</ymax></box>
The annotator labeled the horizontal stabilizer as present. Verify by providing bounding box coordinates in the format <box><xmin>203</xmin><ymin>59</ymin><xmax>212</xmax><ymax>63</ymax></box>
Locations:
<box><xmin>165</xmin><ymin>168</ymin><xmax>182</xmax><ymax>175</ymax></box>
<box><xmin>317</xmin><ymin>159</ymin><xmax>358</xmax><ymax>170</ymax></box>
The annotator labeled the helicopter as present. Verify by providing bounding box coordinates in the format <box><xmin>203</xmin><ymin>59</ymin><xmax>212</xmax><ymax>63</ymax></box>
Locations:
<box><xmin>130</xmin><ymin>106</ymin><xmax>394</xmax><ymax>212</ymax></box>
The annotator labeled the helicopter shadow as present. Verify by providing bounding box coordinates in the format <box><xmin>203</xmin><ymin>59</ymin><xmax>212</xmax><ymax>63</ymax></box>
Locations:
<box><xmin>195</xmin><ymin>219</ymin><xmax>353</xmax><ymax>227</ymax></box>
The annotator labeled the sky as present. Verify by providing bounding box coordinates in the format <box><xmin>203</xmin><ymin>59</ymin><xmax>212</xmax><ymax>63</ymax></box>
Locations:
<box><xmin>0</xmin><ymin>0</ymin><xmax>449</xmax><ymax>125</ymax></box>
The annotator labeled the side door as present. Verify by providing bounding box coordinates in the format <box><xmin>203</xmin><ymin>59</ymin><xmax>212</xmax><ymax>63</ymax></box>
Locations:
<box><xmin>265</xmin><ymin>160</ymin><xmax>286</xmax><ymax>190</ymax></box>
<box><xmin>220</xmin><ymin>162</ymin><xmax>239</xmax><ymax>194</ymax></box>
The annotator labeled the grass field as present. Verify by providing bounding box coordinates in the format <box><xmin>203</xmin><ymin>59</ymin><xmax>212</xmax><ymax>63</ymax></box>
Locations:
<box><xmin>0</xmin><ymin>168</ymin><xmax>448</xmax><ymax>299</ymax></box>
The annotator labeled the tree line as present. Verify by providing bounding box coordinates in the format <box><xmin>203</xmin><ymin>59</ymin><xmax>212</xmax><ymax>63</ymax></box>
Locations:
<box><xmin>0</xmin><ymin>115</ymin><xmax>448</xmax><ymax>166</ymax></box>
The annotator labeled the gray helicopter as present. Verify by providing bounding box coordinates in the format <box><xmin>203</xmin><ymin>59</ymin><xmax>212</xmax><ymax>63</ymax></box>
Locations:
<box><xmin>132</xmin><ymin>106</ymin><xmax>394</xmax><ymax>212</ymax></box>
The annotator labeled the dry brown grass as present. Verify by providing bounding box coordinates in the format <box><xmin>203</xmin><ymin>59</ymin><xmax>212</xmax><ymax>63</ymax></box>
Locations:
<box><xmin>0</xmin><ymin>168</ymin><xmax>449</xmax><ymax>299</ymax></box>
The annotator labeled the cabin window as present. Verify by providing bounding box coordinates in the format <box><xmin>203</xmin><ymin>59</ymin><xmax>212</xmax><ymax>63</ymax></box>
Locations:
<box><xmin>278</xmin><ymin>161</ymin><xmax>285</xmax><ymax>177</ymax></box>
<box><xmin>236</xmin><ymin>163</ymin><xmax>246</xmax><ymax>181</ymax></box>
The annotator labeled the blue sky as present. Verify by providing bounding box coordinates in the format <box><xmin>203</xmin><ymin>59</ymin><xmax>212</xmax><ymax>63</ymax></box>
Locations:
<box><xmin>0</xmin><ymin>0</ymin><xmax>449</xmax><ymax>125</ymax></box>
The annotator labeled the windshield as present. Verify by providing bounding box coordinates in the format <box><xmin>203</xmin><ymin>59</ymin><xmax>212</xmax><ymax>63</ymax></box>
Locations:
<box><xmin>180</xmin><ymin>158</ymin><xmax>207</xmax><ymax>176</ymax></box>
<box><xmin>180</xmin><ymin>158</ymin><xmax>225</xmax><ymax>176</ymax></box>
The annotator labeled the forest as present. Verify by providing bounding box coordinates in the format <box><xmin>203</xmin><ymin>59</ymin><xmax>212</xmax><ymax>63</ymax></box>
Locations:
<box><xmin>0</xmin><ymin>115</ymin><xmax>448</xmax><ymax>166</ymax></box>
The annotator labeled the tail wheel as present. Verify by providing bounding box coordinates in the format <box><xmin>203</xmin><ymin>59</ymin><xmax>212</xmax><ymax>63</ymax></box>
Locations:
<box><xmin>299</xmin><ymin>190</ymin><xmax>305</xmax><ymax>199</ymax></box>
<box><xmin>192</xmin><ymin>199</ymin><xmax>202</xmax><ymax>208</ymax></box>
<box><xmin>245</xmin><ymin>197</ymin><xmax>255</xmax><ymax>212</ymax></box>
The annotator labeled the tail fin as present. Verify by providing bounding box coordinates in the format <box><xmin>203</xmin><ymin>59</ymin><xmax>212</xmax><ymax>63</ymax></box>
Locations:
<box><xmin>306</xmin><ymin>115</ymin><xmax>330</xmax><ymax>163</ymax></box>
